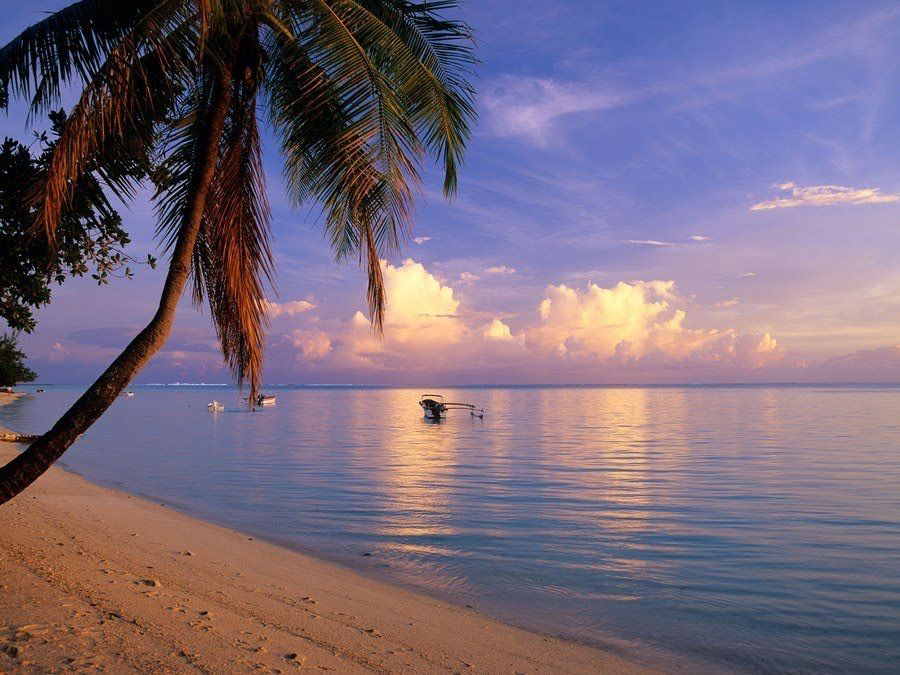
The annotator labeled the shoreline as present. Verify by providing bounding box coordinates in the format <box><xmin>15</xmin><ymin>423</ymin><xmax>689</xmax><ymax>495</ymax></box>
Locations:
<box><xmin>0</xmin><ymin>396</ymin><xmax>653</xmax><ymax>673</ymax></box>
<box><xmin>0</xmin><ymin>392</ymin><xmax>29</xmax><ymax>441</ymax></box>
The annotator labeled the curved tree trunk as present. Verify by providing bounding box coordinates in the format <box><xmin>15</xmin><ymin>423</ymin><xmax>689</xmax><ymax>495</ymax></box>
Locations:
<box><xmin>0</xmin><ymin>67</ymin><xmax>234</xmax><ymax>505</ymax></box>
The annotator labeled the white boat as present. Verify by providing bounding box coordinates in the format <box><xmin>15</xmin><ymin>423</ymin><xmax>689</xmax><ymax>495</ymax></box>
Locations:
<box><xmin>419</xmin><ymin>394</ymin><xmax>484</xmax><ymax>419</ymax></box>
<box><xmin>207</xmin><ymin>400</ymin><xmax>225</xmax><ymax>411</ymax></box>
<box><xmin>123</xmin><ymin>391</ymin><xmax>135</xmax><ymax>397</ymax></box>
<box><xmin>256</xmin><ymin>395</ymin><xmax>277</xmax><ymax>406</ymax></box>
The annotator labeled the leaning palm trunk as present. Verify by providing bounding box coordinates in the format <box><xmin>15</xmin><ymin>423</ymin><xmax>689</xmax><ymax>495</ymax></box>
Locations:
<box><xmin>0</xmin><ymin>1</ymin><xmax>475</xmax><ymax>504</ymax></box>
<box><xmin>0</xmin><ymin>66</ymin><xmax>233</xmax><ymax>504</ymax></box>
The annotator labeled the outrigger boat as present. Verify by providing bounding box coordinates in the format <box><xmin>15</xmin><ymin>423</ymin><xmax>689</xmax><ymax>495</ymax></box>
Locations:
<box><xmin>419</xmin><ymin>394</ymin><xmax>484</xmax><ymax>419</ymax></box>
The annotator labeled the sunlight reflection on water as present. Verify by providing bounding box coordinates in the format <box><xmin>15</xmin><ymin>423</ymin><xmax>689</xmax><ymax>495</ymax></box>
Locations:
<box><xmin>3</xmin><ymin>384</ymin><xmax>899</xmax><ymax>672</ymax></box>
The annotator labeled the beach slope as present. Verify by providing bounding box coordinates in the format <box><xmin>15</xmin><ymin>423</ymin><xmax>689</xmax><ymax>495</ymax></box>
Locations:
<box><xmin>0</xmin><ymin>443</ymin><xmax>649</xmax><ymax>673</ymax></box>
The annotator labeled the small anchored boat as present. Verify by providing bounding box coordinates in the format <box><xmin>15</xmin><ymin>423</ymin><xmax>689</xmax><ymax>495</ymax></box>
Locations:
<box><xmin>419</xmin><ymin>394</ymin><xmax>484</xmax><ymax>420</ymax></box>
<box><xmin>123</xmin><ymin>391</ymin><xmax>135</xmax><ymax>397</ymax></box>
<box><xmin>207</xmin><ymin>400</ymin><xmax>225</xmax><ymax>411</ymax></box>
<box><xmin>256</xmin><ymin>394</ymin><xmax>277</xmax><ymax>406</ymax></box>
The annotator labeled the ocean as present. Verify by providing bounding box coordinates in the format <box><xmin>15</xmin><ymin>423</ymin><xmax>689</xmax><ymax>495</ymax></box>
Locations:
<box><xmin>3</xmin><ymin>384</ymin><xmax>898</xmax><ymax>672</ymax></box>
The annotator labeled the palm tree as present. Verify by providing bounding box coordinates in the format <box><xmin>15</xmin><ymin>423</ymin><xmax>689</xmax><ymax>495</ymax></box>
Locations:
<box><xmin>0</xmin><ymin>0</ymin><xmax>475</xmax><ymax>503</ymax></box>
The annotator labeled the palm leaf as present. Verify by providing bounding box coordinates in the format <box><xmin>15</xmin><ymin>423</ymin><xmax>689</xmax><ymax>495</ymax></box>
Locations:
<box><xmin>200</xmin><ymin>32</ymin><xmax>273</xmax><ymax>400</ymax></box>
<box><xmin>0</xmin><ymin>0</ymin><xmax>185</xmax><ymax>116</ymax></box>
<box><xmin>26</xmin><ymin>0</ymin><xmax>196</xmax><ymax>241</ymax></box>
<box><xmin>341</xmin><ymin>0</ymin><xmax>477</xmax><ymax>195</ymax></box>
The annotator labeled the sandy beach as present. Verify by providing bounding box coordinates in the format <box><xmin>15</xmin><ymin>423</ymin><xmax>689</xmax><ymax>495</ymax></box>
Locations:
<box><xmin>0</xmin><ymin>397</ymin><xmax>650</xmax><ymax>673</ymax></box>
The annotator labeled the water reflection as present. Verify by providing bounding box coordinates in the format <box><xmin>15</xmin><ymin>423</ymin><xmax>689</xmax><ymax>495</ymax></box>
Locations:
<box><xmin>378</xmin><ymin>388</ymin><xmax>456</xmax><ymax>541</ymax></box>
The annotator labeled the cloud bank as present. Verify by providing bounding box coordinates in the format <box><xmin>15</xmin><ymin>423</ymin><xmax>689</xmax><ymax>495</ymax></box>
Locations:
<box><xmin>275</xmin><ymin>259</ymin><xmax>786</xmax><ymax>380</ymax></box>
<box><xmin>35</xmin><ymin>258</ymin><xmax>900</xmax><ymax>384</ymax></box>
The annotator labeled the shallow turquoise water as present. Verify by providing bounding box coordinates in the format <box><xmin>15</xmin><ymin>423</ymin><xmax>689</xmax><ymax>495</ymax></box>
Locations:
<box><xmin>3</xmin><ymin>384</ymin><xmax>899</xmax><ymax>672</ymax></box>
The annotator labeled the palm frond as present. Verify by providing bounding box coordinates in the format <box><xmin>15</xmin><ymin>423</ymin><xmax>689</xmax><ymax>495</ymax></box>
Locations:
<box><xmin>263</xmin><ymin>3</ymin><xmax>412</xmax><ymax>328</ymax></box>
<box><xmin>344</xmin><ymin>0</ymin><xmax>477</xmax><ymax>195</ymax></box>
<box><xmin>0</xmin><ymin>0</ymin><xmax>186</xmax><ymax>116</ymax></box>
<box><xmin>263</xmin><ymin>1</ymin><xmax>474</xmax><ymax>328</ymax></box>
<box><xmin>28</xmin><ymin>2</ymin><xmax>195</xmax><ymax>241</ymax></box>
<box><xmin>193</xmin><ymin>28</ymin><xmax>273</xmax><ymax>400</ymax></box>
<box><xmin>152</xmin><ymin>68</ymin><xmax>220</xmax><ymax>251</ymax></box>
<box><xmin>288</xmin><ymin>2</ymin><xmax>423</xmax><ymax>223</ymax></box>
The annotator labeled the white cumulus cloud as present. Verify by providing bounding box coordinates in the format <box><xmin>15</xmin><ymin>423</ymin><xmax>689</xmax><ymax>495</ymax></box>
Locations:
<box><xmin>342</xmin><ymin>259</ymin><xmax>466</xmax><ymax>368</ymax></box>
<box><xmin>526</xmin><ymin>281</ymin><xmax>783</xmax><ymax>369</ymax></box>
<box><xmin>482</xmin><ymin>319</ymin><xmax>524</xmax><ymax>345</ymax></box>
<box><xmin>296</xmin><ymin>260</ymin><xmax>530</xmax><ymax>371</ymax></box>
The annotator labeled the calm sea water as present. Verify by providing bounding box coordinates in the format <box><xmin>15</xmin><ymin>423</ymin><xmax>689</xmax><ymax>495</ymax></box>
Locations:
<box><xmin>3</xmin><ymin>384</ymin><xmax>899</xmax><ymax>672</ymax></box>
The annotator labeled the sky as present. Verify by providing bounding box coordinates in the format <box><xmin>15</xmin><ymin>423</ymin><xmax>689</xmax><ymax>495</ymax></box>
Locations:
<box><xmin>3</xmin><ymin>1</ymin><xmax>900</xmax><ymax>384</ymax></box>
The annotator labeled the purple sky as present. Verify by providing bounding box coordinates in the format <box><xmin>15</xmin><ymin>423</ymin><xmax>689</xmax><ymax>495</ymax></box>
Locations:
<box><xmin>4</xmin><ymin>1</ymin><xmax>900</xmax><ymax>384</ymax></box>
